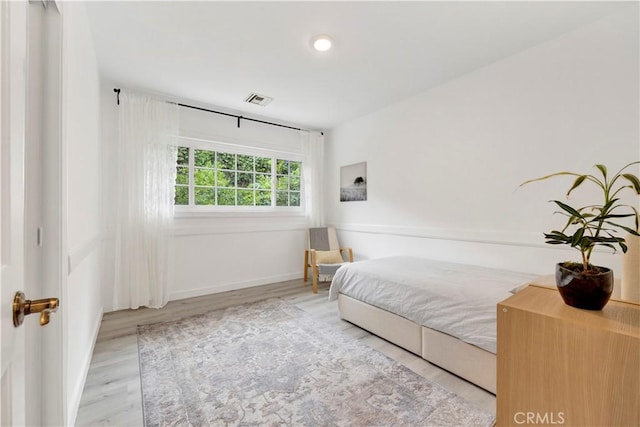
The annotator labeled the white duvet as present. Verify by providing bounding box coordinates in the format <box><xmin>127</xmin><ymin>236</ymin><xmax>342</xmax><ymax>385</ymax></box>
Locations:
<box><xmin>329</xmin><ymin>256</ymin><xmax>538</xmax><ymax>354</ymax></box>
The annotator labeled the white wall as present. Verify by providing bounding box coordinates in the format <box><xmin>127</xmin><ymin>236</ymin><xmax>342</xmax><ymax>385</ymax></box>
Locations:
<box><xmin>99</xmin><ymin>92</ymin><xmax>309</xmax><ymax>310</ymax></box>
<box><xmin>169</xmin><ymin>107</ymin><xmax>308</xmax><ymax>301</ymax></box>
<box><xmin>325</xmin><ymin>7</ymin><xmax>639</xmax><ymax>277</ymax></box>
<box><xmin>61</xmin><ymin>2</ymin><xmax>103</xmax><ymax>424</ymax></box>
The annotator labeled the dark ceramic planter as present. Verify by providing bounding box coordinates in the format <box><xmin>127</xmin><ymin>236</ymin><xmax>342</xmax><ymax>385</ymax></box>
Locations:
<box><xmin>555</xmin><ymin>263</ymin><xmax>613</xmax><ymax>310</ymax></box>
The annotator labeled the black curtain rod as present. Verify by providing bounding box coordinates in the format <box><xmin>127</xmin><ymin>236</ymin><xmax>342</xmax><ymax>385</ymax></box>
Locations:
<box><xmin>113</xmin><ymin>88</ymin><xmax>322</xmax><ymax>135</ymax></box>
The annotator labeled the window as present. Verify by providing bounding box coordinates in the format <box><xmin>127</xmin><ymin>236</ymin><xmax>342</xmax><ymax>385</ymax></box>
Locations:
<box><xmin>276</xmin><ymin>159</ymin><xmax>301</xmax><ymax>207</ymax></box>
<box><xmin>175</xmin><ymin>146</ymin><xmax>302</xmax><ymax>209</ymax></box>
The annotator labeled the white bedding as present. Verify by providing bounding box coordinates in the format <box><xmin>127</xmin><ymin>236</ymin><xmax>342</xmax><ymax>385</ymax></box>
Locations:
<box><xmin>329</xmin><ymin>256</ymin><xmax>538</xmax><ymax>353</ymax></box>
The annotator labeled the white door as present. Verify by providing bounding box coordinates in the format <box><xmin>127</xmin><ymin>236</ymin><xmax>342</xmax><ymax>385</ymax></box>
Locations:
<box><xmin>1</xmin><ymin>1</ymin><xmax>63</xmax><ymax>426</ymax></box>
<box><xmin>1</xmin><ymin>1</ymin><xmax>29</xmax><ymax>425</ymax></box>
<box><xmin>24</xmin><ymin>1</ymin><xmax>64</xmax><ymax>425</ymax></box>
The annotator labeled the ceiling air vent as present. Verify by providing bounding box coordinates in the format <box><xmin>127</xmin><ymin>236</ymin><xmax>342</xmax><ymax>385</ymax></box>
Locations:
<box><xmin>244</xmin><ymin>93</ymin><xmax>273</xmax><ymax>107</ymax></box>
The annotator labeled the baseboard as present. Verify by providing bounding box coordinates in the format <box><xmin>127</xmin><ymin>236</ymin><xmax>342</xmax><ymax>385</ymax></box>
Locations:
<box><xmin>169</xmin><ymin>272</ymin><xmax>303</xmax><ymax>301</ymax></box>
<box><xmin>67</xmin><ymin>307</ymin><xmax>104</xmax><ymax>426</ymax></box>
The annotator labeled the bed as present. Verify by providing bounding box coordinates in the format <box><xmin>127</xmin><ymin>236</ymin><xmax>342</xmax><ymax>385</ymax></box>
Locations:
<box><xmin>328</xmin><ymin>256</ymin><xmax>538</xmax><ymax>394</ymax></box>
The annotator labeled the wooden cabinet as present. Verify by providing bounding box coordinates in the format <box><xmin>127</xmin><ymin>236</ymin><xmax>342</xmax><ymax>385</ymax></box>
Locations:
<box><xmin>497</xmin><ymin>285</ymin><xmax>639</xmax><ymax>426</ymax></box>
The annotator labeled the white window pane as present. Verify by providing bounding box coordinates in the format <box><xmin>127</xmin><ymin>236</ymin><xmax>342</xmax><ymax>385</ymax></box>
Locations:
<box><xmin>194</xmin><ymin>149</ymin><xmax>214</xmax><ymax>167</ymax></box>
<box><xmin>276</xmin><ymin>191</ymin><xmax>288</xmax><ymax>206</ymax></box>
<box><xmin>238</xmin><ymin>189</ymin><xmax>254</xmax><ymax>206</ymax></box>
<box><xmin>217</xmin><ymin>188</ymin><xmax>236</xmax><ymax>205</ymax></box>
<box><xmin>218</xmin><ymin>152</ymin><xmax>235</xmax><ymax>170</ymax></box>
<box><xmin>194</xmin><ymin>187</ymin><xmax>215</xmax><ymax>205</ymax></box>
<box><xmin>290</xmin><ymin>191</ymin><xmax>300</xmax><ymax>207</ymax></box>
<box><xmin>175</xmin><ymin>186</ymin><xmax>188</xmax><ymax>205</ymax></box>
<box><xmin>194</xmin><ymin>168</ymin><xmax>214</xmax><ymax>186</ymax></box>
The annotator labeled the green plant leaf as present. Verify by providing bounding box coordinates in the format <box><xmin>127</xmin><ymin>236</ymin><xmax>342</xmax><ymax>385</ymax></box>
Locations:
<box><xmin>593</xmin><ymin>236</ymin><xmax>625</xmax><ymax>243</ymax></box>
<box><xmin>621</xmin><ymin>173</ymin><xmax>640</xmax><ymax>194</ymax></box>
<box><xmin>601</xmin><ymin>198</ymin><xmax>620</xmax><ymax>214</ymax></box>
<box><xmin>566</xmin><ymin>175</ymin><xmax>587</xmax><ymax>197</ymax></box>
<box><xmin>552</xmin><ymin>200</ymin><xmax>583</xmax><ymax>218</ymax></box>
<box><xmin>603</xmin><ymin>213</ymin><xmax>635</xmax><ymax>219</ymax></box>
<box><xmin>522</xmin><ymin>161</ymin><xmax>640</xmax><ymax>255</ymax></box>
<box><xmin>595</xmin><ymin>164</ymin><xmax>608</xmax><ymax>180</ymax></box>
<box><xmin>599</xmin><ymin>243</ymin><xmax>618</xmax><ymax>253</ymax></box>
<box><xmin>605</xmin><ymin>221</ymin><xmax>640</xmax><ymax>236</ymax></box>
<box><xmin>579</xmin><ymin>238</ymin><xmax>594</xmax><ymax>248</ymax></box>
<box><xmin>560</xmin><ymin>214</ymin><xmax>583</xmax><ymax>232</ymax></box>
<box><xmin>571</xmin><ymin>228</ymin><xmax>585</xmax><ymax>247</ymax></box>
<box><xmin>519</xmin><ymin>172</ymin><xmax>581</xmax><ymax>187</ymax></box>
<box><xmin>544</xmin><ymin>231</ymin><xmax>571</xmax><ymax>245</ymax></box>
<box><xmin>620</xmin><ymin>242</ymin><xmax>628</xmax><ymax>253</ymax></box>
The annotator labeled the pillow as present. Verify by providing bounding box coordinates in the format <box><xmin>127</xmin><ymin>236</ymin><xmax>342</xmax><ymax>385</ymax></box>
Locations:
<box><xmin>314</xmin><ymin>250</ymin><xmax>344</xmax><ymax>264</ymax></box>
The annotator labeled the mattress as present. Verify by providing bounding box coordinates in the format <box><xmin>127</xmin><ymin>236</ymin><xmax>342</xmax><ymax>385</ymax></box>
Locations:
<box><xmin>328</xmin><ymin>256</ymin><xmax>537</xmax><ymax>353</ymax></box>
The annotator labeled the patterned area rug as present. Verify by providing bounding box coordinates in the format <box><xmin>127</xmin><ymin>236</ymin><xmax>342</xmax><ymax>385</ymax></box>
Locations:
<box><xmin>137</xmin><ymin>298</ymin><xmax>495</xmax><ymax>426</ymax></box>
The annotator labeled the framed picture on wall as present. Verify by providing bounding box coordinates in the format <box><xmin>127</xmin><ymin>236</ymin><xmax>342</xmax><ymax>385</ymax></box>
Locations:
<box><xmin>340</xmin><ymin>162</ymin><xmax>367</xmax><ymax>202</ymax></box>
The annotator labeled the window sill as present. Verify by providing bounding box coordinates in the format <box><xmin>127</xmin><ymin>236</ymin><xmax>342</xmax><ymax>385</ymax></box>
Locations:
<box><xmin>173</xmin><ymin>207</ymin><xmax>305</xmax><ymax>219</ymax></box>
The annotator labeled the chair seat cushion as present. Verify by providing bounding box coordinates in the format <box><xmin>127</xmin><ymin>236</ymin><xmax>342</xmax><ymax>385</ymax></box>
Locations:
<box><xmin>315</xmin><ymin>250</ymin><xmax>344</xmax><ymax>264</ymax></box>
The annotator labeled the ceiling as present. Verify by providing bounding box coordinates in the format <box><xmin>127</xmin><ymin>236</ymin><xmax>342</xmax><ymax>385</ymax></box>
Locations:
<box><xmin>85</xmin><ymin>1</ymin><xmax>630</xmax><ymax>131</ymax></box>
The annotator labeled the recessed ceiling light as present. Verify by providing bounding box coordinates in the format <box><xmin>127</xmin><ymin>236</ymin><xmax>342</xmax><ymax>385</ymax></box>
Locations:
<box><xmin>312</xmin><ymin>35</ymin><xmax>332</xmax><ymax>52</ymax></box>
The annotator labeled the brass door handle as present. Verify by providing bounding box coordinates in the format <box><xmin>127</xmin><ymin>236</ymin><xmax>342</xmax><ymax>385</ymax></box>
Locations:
<box><xmin>13</xmin><ymin>291</ymin><xmax>59</xmax><ymax>327</ymax></box>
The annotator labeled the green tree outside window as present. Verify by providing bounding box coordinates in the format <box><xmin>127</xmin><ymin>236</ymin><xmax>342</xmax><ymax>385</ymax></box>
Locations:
<box><xmin>174</xmin><ymin>146</ymin><xmax>301</xmax><ymax>208</ymax></box>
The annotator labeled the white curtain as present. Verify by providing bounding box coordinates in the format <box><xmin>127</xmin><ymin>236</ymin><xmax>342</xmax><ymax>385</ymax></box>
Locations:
<box><xmin>301</xmin><ymin>130</ymin><xmax>325</xmax><ymax>227</ymax></box>
<box><xmin>113</xmin><ymin>92</ymin><xmax>179</xmax><ymax>310</ymax></box>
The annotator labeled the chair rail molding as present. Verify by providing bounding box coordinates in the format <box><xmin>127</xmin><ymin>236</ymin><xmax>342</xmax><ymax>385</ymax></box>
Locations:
<box><xmin>332</xmin><ymin>222</ymin><xmax>625</xmax><ymax>255</ymax></box>
<box><xmin>332</xmin><ymin>222</ymin><xmax>547</xmax><ymax>248</ymax></box>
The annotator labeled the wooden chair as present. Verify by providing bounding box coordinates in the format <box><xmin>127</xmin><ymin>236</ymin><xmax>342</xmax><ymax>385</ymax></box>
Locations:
<box><xmin>304</xmin><ymin>227</ymin><xmax>353</xmax><ymax>293</ymax></box>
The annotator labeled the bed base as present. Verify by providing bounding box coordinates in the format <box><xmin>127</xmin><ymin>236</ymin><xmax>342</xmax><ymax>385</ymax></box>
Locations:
<box><xmin>338</xmin><ymin>294</ymin><xmax>496</xmax><ymax>394</ymax></box>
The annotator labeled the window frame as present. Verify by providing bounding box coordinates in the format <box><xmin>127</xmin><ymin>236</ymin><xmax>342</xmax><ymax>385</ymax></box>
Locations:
<box><xmin>173</xmin><ymin>137</ymin><xmax>305</xmax><ymax>216</ymax></box>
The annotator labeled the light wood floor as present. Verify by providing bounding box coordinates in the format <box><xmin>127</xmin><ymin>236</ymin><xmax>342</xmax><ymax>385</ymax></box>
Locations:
<box><xmin>75</xmin><ymin>279</ymin><xmax>496</xmax><ymax>426</ymax></box>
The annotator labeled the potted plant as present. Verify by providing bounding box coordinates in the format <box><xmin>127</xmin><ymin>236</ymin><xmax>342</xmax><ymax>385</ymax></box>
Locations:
<box><xmin>521</xmin><ymin>161</ymin><xmax>640</xmax><ymax>310</ymax></box>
